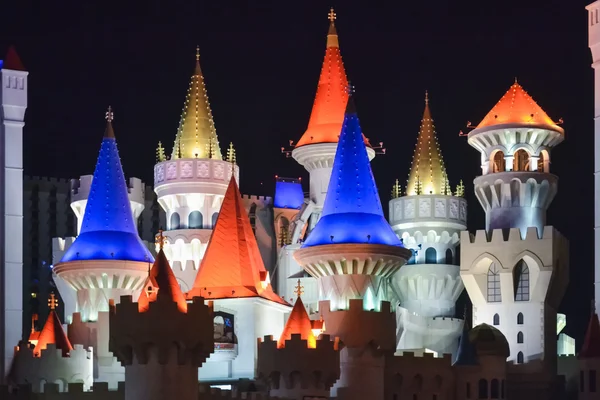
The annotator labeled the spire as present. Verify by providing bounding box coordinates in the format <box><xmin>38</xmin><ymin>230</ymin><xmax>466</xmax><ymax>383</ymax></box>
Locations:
<box><xmin>579</xmin><ymin>302</ymin><xmax>600</xmax><ymax>359</ymax></box>
<box><xmin>188</xmin><ymin>177</ymin><xmax>287</xmax><ymax>305</ymax></box>
<box><xmin>34</xmin><ymin>294</ymin><xmax>73</xmax><ymax>357</ymax></box>
<box><xmin>277</xmin><ymin>281</ymin><xmax>316</xmax><ymax>349</ymax></box>
<box><xmin>406</xmin><ymin>92</ymin><xmax>448</xmax><ymax>196</ymax></box>
<box><xmin>104</xmin><ymin>105</ymin><xmax>115</xmax><ymax>139</ymax></box>
<box><xmin>295</xmin><ymin>9</ymin><xmax>369</xmax><ymax>148</ymax></box>
<box><xmin>476</xmin><ymin>81</ymin><xmax>563</xmax><ymax>133</ymax></box>
<box><xmin>137</xmin><ymin>234</ymin><xmax>188</xmax><ymax>313</ymax></box>
<box><xmin>171</xmin><ymin>47</ymin><xmax>222</xmax><ymax>160</ymax></box>
<box><xmin>3</xmin><ymin>46</ymin><xmax>25</xmax><ymax>71</ymax></box>
<box><xmin>60</xmin><ymin>109</ymin><xmax>154</xmax><ymax>263</ymax></box>
<box><xmin>453</xmin><ymin>316</ymin><xmax>478</xmax><ymax>366</ymax></box>
<box><xmin>301</xmin><ymin>92</ymin><xmax>403</xmax><ymax>248</ymax></box>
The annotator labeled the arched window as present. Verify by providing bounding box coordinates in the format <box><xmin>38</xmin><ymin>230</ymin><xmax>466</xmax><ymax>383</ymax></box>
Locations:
<box><xmin>249</xmin><ymin>204</ymin><xmax>257</xmax><ymax>235</ymax></box>
<box><xmin>492</xmin><ymin>151</ymin><xmax>505</xmax><ymax>173</ymax></box>
<box><xmin>445</xmin><ymin>249</ymin><xmax>453</xmax><ymax>264</ymax></box>
<box><xmin>493</xmin><ymin>313</ymin><xmax>500</xmax><ymax>326</ymax></box>
<box><xmin>513</xmin><ymin>149</ymin><xmax>530</xmax><ymax>172</ymax></box>
<box><xmin>478</xmin><ymin>379</ymin><xmax>488</xmax><ymax>399</ymax></box>
<box><xmin>211</xmin><ymin>212</ymin><xmax>219</xmax><ymax>228</ymax></box>
<box><xmin>537</xmin><ymin>151</ymin><xmax>545</xmax><ymax>172</ymax></box>
<box><xmin>425</xmin><ymin>248</ymin><xmax>437</xmax><ymax>264</ymax></box>
<box><xmin>517</xmin><ymin>351</ymin><xmax>524</xmax><ymax>364</ymax></box>
<box><xmin>169</xmin><ymin>212</ymin><xmax>180</xmax><ymax>230</ymax></box>
<box><xmin>513</xmin><ymin>260</ymin><xmax>530</xmax><ymax>302</ymax></box>
<box><xmin>487</xmin><ymin>263</ymin><xmax>502</xmax><ymax>302</ymax></box>
<box><xmin>517</xmin><ymin>312</ymin><xmax>524</xmax><ymax>325</ymax></box>
<box><xmin>491</xmin><ymin>379</ymin><xmax>500</xmax><ymax>399</ymax></box>
<box><xmin>188</xmin><ymin>211</ymin><xmax>203</xmax><ymax>229</ymax></box>
<box><xmin>213</xmin><ymin>311</ymin><xmax>235</xmax><ymax>344</ymax></box>
<box><xmin>517</xmin><ymin>331</ymin><xmax>524</xmax><ymax>344</ymax></box>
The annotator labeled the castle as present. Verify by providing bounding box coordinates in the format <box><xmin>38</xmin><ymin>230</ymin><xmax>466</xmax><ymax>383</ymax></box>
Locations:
<box><xmin>0</xmin><ymin>4</ymin><xmax>599</xmax><ymax>400</ymax></box>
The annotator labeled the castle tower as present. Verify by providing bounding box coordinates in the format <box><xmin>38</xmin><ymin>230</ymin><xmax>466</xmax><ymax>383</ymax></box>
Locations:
<box><xmin>258</xmin><ymin>281</ymin><xmax>340</xmax><ymax>400</ymax></box>
<box><xmin>0</xmin><ymin>46</ymin><xmax>27</xmax><ymax>381</ymax></box>
<box><xmin>186</xmin><ymin>175</ymin><xmax>289</xmax><ymax>381</ymax></box>
<box><xmin>154</xmin><ymin>47</ymin><xmax>239</xmax><ymax>292</ymax></box>
<box><xmin>586</xmin><ymin>1</ymin><xmax>600</xmax><ymax>312</ymax></box>
<box><xmin>109</xmin><ymin>241</ymin><xmax>213</xmax><ymax>400</ymax></box>
<box><xmin>578</xmin><ymin>305</ymin><xmax>600</xmax><ymax>400</ymax></box>
<box><xmin>294</xmin><ymin>93</ymin><xmax>411</xmax><ymax>400</ymax></box>
<box><xmin>11</xmin><ymin>294</ymin><xmax>93</xmax><ymax>392</ymax></box>
<box><xmin>460</xmin><ymin>82</ymin><xmax>569</xmax><ymax>370</ymax></box>
<box><xmin>388</xmin><ymin>93</ymin><xmax>466</xmax><ymax>356</ymax></box>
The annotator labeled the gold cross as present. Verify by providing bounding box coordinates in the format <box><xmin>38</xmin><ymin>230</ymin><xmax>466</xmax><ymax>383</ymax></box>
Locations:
<box><xmin>328</xmin><ymin>7</ymin><xmax>336</xmax><ymax>22</ymax></box>
<box><xmin>105</xmin><ymin>105</ymin><xmax>114</xmax><ymax>122</ymax></box>
<box><xmin>155</xmin><ymin>229</ymin><xmax>167</xmax><ymax>250</ymax></box>
<box><xmin>48</xmin><ymin>293</ymin><xmax>58</xmax><ymax>310</ymax></box>
<box><xmin>294</xmin><ymin>279</ymin><xmax>304</xmax><ymax>297</ymax></box>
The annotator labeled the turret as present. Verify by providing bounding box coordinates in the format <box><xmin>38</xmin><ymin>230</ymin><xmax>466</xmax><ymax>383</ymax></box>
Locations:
<box><xmin>389</xmin><ymin>92</ymin><xmax>466</xmax><ymax>356</ymax></box>
<box><xmin>153</xmin><ymin>47</ymin><xmax>239</xmax><ymax>291</ymax></box>
<box><xmin>294</xmin><ymin>92</ymin><xmax>411</xmax><ymax>400</ymax></box>
<box><xmin>258</xmin><ymin>281</ymin><xmax>340</xmax><ymax>399</ymax></box>
<box><xmin>578</xmin><ymin>304</ymin><xmax>600</xmax><ymax>400</ymax></box>
<box><xmin>0</xmin><ymin>46</ymin><xmax>28</xmax><ymax>381</ymax></box>
<box><xmin>109</xmin><ymin>240</ymin><xmax>213</xmax><ymax>400</ymax></box>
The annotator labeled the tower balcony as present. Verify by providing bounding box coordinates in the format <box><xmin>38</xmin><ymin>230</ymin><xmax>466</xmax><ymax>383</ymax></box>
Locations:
<box><xmin>389</xmin><ymin>194</ymin><xmax>467</xmax><ymax>234</ymax></box>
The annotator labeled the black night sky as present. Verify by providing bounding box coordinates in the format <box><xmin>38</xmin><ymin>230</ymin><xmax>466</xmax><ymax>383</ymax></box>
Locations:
<box><xmin>0</xmin><ymin>1</ymin><xmax>594</xmax><ymax>345</ymax></box>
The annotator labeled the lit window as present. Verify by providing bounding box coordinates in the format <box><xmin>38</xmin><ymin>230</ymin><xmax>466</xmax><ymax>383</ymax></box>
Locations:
<box><xmin>487</xmin><ymin>263</ymin><xmax>502</xmax><ymax>302</ymax></box>
<box><xmin>513</xmin><ymin>261</ymin><xmax>530</xmax><ymax>302</ymax></box>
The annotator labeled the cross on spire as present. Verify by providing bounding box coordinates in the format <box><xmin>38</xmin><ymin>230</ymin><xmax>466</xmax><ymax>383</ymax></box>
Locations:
<box><xmin>105</xmin><ymin>106</ymin><xmax>114</xmax><ymax>122</ymax></box>
<box><xmin>48</xmin><ymin>292</ymin><xmax>58</xmax><ymax>310</ymax></box>
<box><xmin>294</xmin><ymin>279</ymin><xmax>304</xmax><ymax>297</ymax></box>
<box><xmin>328</xmin><ymin>7</ymin><xmax>336</xmax><ymax>22</ymax></box>
<box><xmin>155</xmin><ymin>229</ymin><xmax>167</xmax><ymax>250</ymax></box>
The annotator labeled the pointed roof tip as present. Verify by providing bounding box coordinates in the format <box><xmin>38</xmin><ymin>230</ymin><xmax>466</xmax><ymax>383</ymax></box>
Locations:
<box><xmin>425</xmin><ymin>90</ymin><xmax>429</xmax><ymax>106</ymax></box>
<box><xmin>3</xmin><ymin>46</ymin><xmax>25</xmax><ymax>71</ymax></box>
<box><xmin>34</xmin><ymin>307</ymin><xmax>73</xmax><ymax>357</ymax></box>
<box><xmin>345</xmin><ymin>84</ymin><xmax>356</xmax><ymax>114</ymax></box>
<box><xmin>277</xmin><ymin>295</ymin><xmax>316</xmax><ymax>349</ymax></box>
<box><xmin>326</xmin><ymin>7</ymin><xmax>339</xmax><ymax>48</ymax></box>
<box><xmin>138</xmin><ymin>247</ymin><xmax>188</xmax><ymax>313</ymax></box>
<box><xmin>194</xmin><ymin>45</ymin><xmax>202</xmax><ymax>75</ymax></box>
<box><xmin>104</xmin><ymin>106</ymin><xmax>115</xmax><ymax>139</ymax></box>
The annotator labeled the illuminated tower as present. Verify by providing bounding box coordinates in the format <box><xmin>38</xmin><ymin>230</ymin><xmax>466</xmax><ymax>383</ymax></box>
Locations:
<box><xmin>586</xmin><ymin>1</ymin><xmax>600</xmax><ymax>312</ymax></box>
<box><xmin>460</xmin><ymin>82</ymin><xmax>569</xmax><ymax>370</ymax></box>
<box><xmin>388</xmin><ymin>93</ymin><xmax>466</xmax><ymax>356</ymax></box>
<box><xmin>186</xmin><ymin>176</ymin><xmax>289</xmax><ymax>381</ymax></box>
<box><xmin>294</xmin><ymin>94</ymin><xmax>411</xmax><ymax>400</ymax></box>
<box><xmin>0</xmin><ymin>46</ymin><xmax>27</xmax><ymax>380</ymax></box>
<box><xmin>153</xmin><ymin>47</ymin><xmax>239</xmax><ymax>292</ymax></box>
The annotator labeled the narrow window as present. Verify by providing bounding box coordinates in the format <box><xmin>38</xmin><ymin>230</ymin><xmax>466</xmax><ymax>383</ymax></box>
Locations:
<box><xmin>478</xmin><ymin>379</ymin><xmax>488</xmax><ymax>399</ymax></box>
<box><xmin>493</xmin><ymin>151</ymin><xmax>505</xmax><ymax>172</ymax></box>
<box><xmin>445</xmin><ymin>248</ymin><xmax>453</xmax><ymax>264</ymax></box>
<box><xmin>188</xmin><ymin>210</ymin><xmax>203</xmax><ymax>229</ymax></box>
<box><xmin>517</xmin><ymin>312</ymin><xmax>524</xmax><ymax>325</ymax></box>
<box><xmin>487</xmin><ymin>263</ymin><xmax>502</xmax><ymax>302</ymax></box>
<box><xmin>517</xmin><ymin>331</ymin><xmax>524</xmax><ymax>344</ymax></box>
<box><xmin>493</xmin><ymin>313</ymin><xmax>500</xmax><ymax>326</ymax></box>
<box><xmin>513</xmin><ymin>260</ymin><xmax>530</xmax><ymax>302</ymax></box>
<box><xmin>425</xmin><ymin>247</ymin><xmax>437</xmax><ymax>264</ymax></box>
<box><xmin>501</xmin><ymin>380</ymin><xmax>505</xmax><ymax>398</ymax></box>
<box><xmin>582</xmin><ymin>370</ymin><xmax>585</xmax><ymax>393</ymax></box>
<box><xmin>591</xmin><ymin>370</ymin><xmax>597</xmax><ymax>393</ymax></box>
<box><xmin>517</xmin><ymin>351</ymin><xmax>524</xmax><ymax>364</ymax></box>
<box><xmin>169</xmin><ymin>212</ymin><xmax>181</xmax><ymax>230</ymax></box>
<box><xmin>491</xmin><ymin>379</ymin><xmax>499</xmax><ymax>399</ymax></box>
<box><xmin>466</xmin><ymin>382</ymin><xmax>471</xmax><ymax>398</ymax></box>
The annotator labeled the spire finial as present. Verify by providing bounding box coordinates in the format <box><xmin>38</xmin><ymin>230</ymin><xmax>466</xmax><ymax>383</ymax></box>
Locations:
<box><xmin>105</xmin><ymin>106</ymin><xmax>114</xmax><ymax>123</ymax></box>
<box><xmin>294</xmin><ymin>279</ymin><xmax>304</xmax><ymax>297</ymax></box>
<box><xmin>514</xmin><ymin>77</ymin><xmax>518</xmax><ymax>84</ymax></box>
<box><xmin>155</xmin><ymin>229</ymin><xmax>167</xmax><ymax>250</ymax></box>
<box><xmin>196</xmin><ymin>45</ymin><xmax>200</xmax><ymax>61</ymax></box>
<box><xmin>425</xmin><ymin>90</ymin><xmax>429</xmax><ymax>105</ymax></box>
<box><xmin>328</xmin><ymin>7</ymin><xmax>336</xmax><ymax>23</ymax></box>
<box><xmin>48</xmin><ymin>292</ymin><xmax>58</xmax><ymax>310</ymax></box>
<box><xmin>346</xmin><ymin>82</ymin><xmax>355</xmax><ymax>96</ymax></box>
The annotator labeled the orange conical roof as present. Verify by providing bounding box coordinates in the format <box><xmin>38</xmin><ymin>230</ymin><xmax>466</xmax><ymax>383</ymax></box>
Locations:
<box><xmin>278</xmin><ymin>294</ymin><xmax>316</xmax><ymax>349</ymax></box>
<box><xmin>406</xmin><ymin>92</ymin><xmax>448</xmax><ymax>196</ymax></box>
<box><xmin>476</xmin><ymin>80</ymin><xmax>563</xmax><ymax>133</ymax></box>
<box><xmin>188</xmin><ymin>176</ymin><xmax>287</xmax><ymax>305</ymax></box>
<box><xmin>138</xmin><ymin>245</ymin><xmax>188</xmax><ymax>313</ymax></box>
<box><xmin>579</xmin><ymin>306</ymin><xmax>600</xmax><ymax>359</ymax></box>
<box><xmin>295</xmin><ymin>9</ymin><xmax>369</xmax><ymax>148</ymax></box>
<box><xmin>35</xmin><ymin>309</ymin><xmax>73</xmax><ymax>357</ymax></box>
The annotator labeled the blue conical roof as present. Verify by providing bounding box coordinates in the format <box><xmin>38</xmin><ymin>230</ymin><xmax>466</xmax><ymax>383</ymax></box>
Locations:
<box><xmin>61</xmin><ymin>114</ymin><xmax>154</xmax><ymax>263</ymax></box>
<box><xmin>302</xmin><ymin>97</ymin><xmax>403</xmax><ymax>248</ymax></box>
<box><xmin>453</xmin><ymin>319</ymin><xmax>478</xmax><ymax>366</ymax></box>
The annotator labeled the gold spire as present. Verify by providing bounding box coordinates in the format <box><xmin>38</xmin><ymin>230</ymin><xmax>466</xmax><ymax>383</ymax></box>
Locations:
<box><xmin>48</xmin><ymin>292</ymin><xmax>58</xmax><ymax>310</ymax></box>
<box><xmin>155</xmin><ymin>229</ymin><xmax>167</xmax><ymax>250</ymax></box>
<box><xmin>104</xmin><ymin>106</ymin><xmax>115</xmax><ymax>139</ymax></box>
<box><xmin>327</xmin><ymin>7</ymin><xmax>339</xmax><ymax>48</ymax></box>
<box><xmin>294</xmin><ymin>279</ymin><xmax>304</xmax><ymax>297</ymax></box>
<box><xmin>171</xmin><ymin>48</ymin><xmax>222</xmax><ymax>160</ymax></box>
<box><xmin>406</xmin><ymin>92</ymin><xmax>448</xmax><ymax>196</ymax></box>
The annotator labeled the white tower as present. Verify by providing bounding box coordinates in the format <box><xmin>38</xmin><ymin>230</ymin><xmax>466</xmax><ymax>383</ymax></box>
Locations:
<box><xmin>0</xmin><ymin>47</ymin><xmax>27</xmax><ymax>381</ymax></box>
<box><xmin>388</xmin><ymin>93</ymin><xmax>466</xmax><ymax>356</ymax></box>
<box><xmin>460</xmin><ymin>81</ymin><xmax>569</xmax><ymax>370</ymax></box>
<box><xmin>153</xmin><ymin>48</ymin><xmax>238</xmax><ymax>292</ymax></box>
<box><xmin>586</xmin><ymin>1</ymin><xmax>600</xmax><ymax>312</ymax></box>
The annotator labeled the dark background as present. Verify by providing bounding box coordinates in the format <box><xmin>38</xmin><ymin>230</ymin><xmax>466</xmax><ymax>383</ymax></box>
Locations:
<box><xmin>0</xmin><ymin>0</ymin><xmax>594</xmax><ymax>346</ymax></box>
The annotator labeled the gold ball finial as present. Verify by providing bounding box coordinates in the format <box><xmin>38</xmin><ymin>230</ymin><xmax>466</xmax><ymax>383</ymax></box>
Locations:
<box><xmin>294</xmin><ymin>279</ymin><xmax>304</xmax><ymax>297</ymax></box>
<box><xmin>196</xmin><ymin>45</ymin><xmax>200</xmax><ymax>61</ymax></box>
<box><xmin>328</xmin><ymin>7</ymin><xmax>336</xmax><ymax>23</ymax></box>
<box><xmin>155</xmin><ymin>229</ymin><xmax>167</xmax><ymax>250</ymax></box>
<box><xmin>105</xmin><ymin>105</ymin><xmax>114</xmax><ymax>122</ymax></box>
<box><xmin>48</xmin><ymin>292</ymin><xmax>58</xmax><ymax>310</ymax></box>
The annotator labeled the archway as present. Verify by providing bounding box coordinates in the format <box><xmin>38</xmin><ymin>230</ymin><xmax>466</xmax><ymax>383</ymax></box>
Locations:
<box><xmin>170</xmin><ymin>212</ymin><xmax>180</xmax><ymax>230</ymax></box>
<box><xmin>188</xmin><ymin>211</ymin><xmax>203</xmax><ymax>229</ymax></box>
<box><xmin>513</xmin><ymin>149</ymin><xmax>530</xmax><ymax>171</ymax></box>
<box><xmin>492</xmin><ymin>151</ymin><xmax>505</xmax><ymax>173</ymax></box>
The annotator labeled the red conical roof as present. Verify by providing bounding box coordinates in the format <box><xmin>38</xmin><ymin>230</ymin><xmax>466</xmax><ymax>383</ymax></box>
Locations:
<box><xmin>188</xmin><ymin>176</ymin><xmax>287</xmax><ymax>305</ymax></box>
<box><xmin>4</xmin><ymin>46</ymin><xmax>25</xmax><ymax>71</ymax></box>
<box><xmin>277</xmin><ymin>295</ymin><xmax>316</xmax><ymax>349</ymax></box>
<box><xmin>35</xmin><ymin>310</ymin><xmax>73</xmax><ymax>357</ymax></box>
<box><xmin>295</xmin><ymin>10</ymin><xmax>369</xmax><ymax>148</ymax></box>
<box><xmin>138</xmin><ymin>247</ymin><xmax>188</xmax><ymax>313</ymax></box>
<box><xmin>476</xmin><ymin>81</ymin><xmax>563</xmax><ymax>133</ymax></box>
<box><xmin>579</xmin><ymin>309</ymin><xmax>600</xmax><ymax>359</ymax></box>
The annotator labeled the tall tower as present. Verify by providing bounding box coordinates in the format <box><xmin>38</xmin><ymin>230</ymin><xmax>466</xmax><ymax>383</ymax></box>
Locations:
<box><xmin>0</xmin><ymin>46</ymin><xmax>27</xmax><ymax>381</ymax></box>
<box><xmin>586</xmin><ymin>1</ymin><xmax>600</xmax><ymax>312</ymax></box>
<box><xmin>153</xmin><ymin>47</ymin><xmax>239</xmax><ymax>292</ymax></box>
<box><xmin>388</xmin><ymin>93</ymin><xmax>466</xmax><ymax>356</ymax></box>
<box><xmin>294</xmin><ymin>94</ymin><xmax>411</xmax><ymax>400</ymax></box>
<box><xmin>460</xmin><ymin>82</ymin><xmax>569</xmax><ymax>370</ymax></box>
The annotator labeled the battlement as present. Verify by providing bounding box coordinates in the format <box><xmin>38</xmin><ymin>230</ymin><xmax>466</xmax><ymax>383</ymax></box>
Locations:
<box><xmin>0</xmin><ymin>382</ymin><xmax>124</xmax><ymax>399</ymax></box>
<box><xmin>70</xmin><ymin>175</ymin><xmax>145</xmax><ymax>205</ymax></box>
<box><xmin>394</xmin><ymin>350</ymin><xmax>453</xmax><ymax>362</ymax></box>
<box><xmin>52</xmin><ymin>236</ymin><xmax>76</xmax><ymax>253</ymax></box>
<box><xmin>461</xmin><ymin>226</ymin><xmax>554</xmax><ymax>245</ymax></box>
<box><xmin>198</xmin><ymin>387</ymin><xmax>291</xmax><ymax>400</ymax></box>
<box><xmin>109</xmin><ymin>295</ymin><xmax>213</xmax><ymax>367</ymax></box>
<box><xmin>25</xmin><ymin>175</ymin><xmax>71</xmax><ymax>186</ymax></box>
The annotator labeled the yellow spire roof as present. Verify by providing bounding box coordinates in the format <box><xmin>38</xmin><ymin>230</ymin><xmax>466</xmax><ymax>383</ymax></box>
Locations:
<box><xmin>406</xmin><ymin>92</ymin><xmax>448</xmax><ymax>196</ymax></box>
<box><xmin>171</xmin><ymin>46</ymin><xmax>222</xmax><ymax>160</ymax></box>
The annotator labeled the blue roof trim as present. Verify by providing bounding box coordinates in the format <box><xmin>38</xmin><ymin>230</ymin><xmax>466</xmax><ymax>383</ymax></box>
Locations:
<box><xmin>61</xmin><ymin>134</ymin><xmax>154</xmax><ymax>263</ymax></box>
<box><xmin>302</xmin><ymin>100</ymin><xmax>403</xmax><ymax>248</ymax></box>
<box><xmin>453</xmin><ymin>323</ymin><xmax>478</xmax><ymax>366</ymax></box>
<box><xmin>274</xmin><ymin>180</ymin><xmax>304</xmax><ymax>210</ymax></box>
<box><xmin>0</xmin><ymin>60</ymin><xmax>4</xmax><ymax>69</ymax></box>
